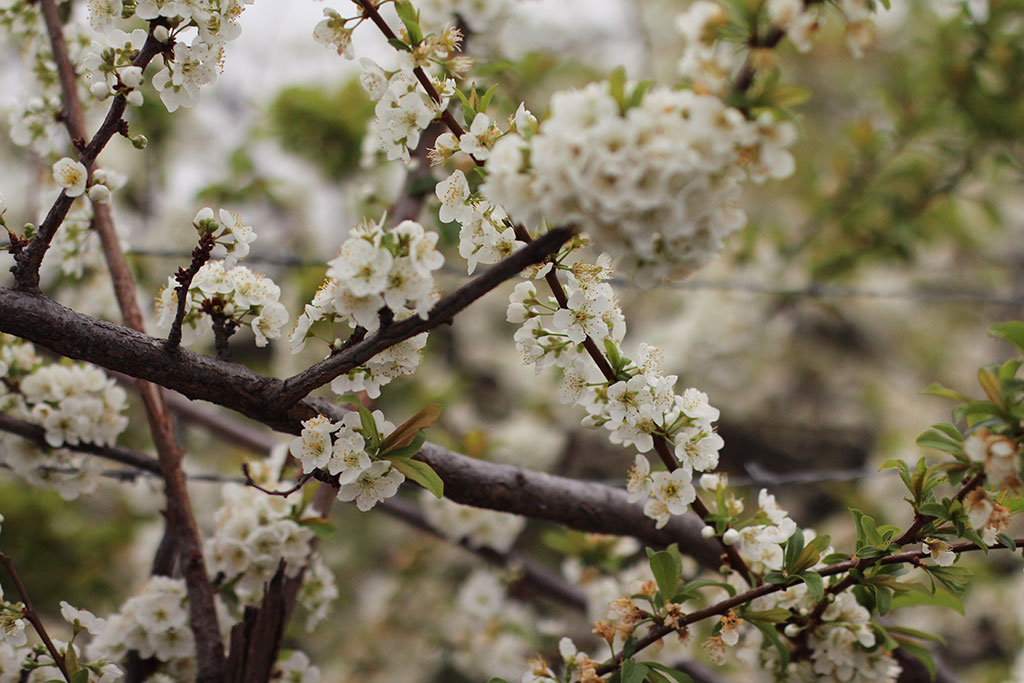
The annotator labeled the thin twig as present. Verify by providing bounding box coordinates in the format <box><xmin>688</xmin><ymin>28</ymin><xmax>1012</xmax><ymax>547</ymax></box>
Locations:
<box><xmin>166</xmin><ymin>233</ymin><xmax>216</xmax><ymax>350</ymax></box>
<box><xmin>0</xmin><ymin>552</ymin><xmax>71</xmax><ymax>682</ymax></box>
<box><xmin>12</xmin><ymin>17</ymin><xmax>165</xmax><ymax>290</ymax></box>
<box><xmin>241</xmin><ymin>463</ymin><xmax>310</xmax><ymax>498</ymax></box>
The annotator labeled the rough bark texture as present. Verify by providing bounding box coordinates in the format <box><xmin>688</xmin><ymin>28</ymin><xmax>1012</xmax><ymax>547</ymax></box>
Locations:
<box><xmin>0</xmin><ymin>287</ymin><xmax>718</xmax><ymax>564</ymax></box>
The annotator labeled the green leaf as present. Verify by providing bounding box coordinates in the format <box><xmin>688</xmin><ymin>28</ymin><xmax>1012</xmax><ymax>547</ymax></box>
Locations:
<box><xmin>894</xmin><ymin>638</ymin><xmax>937</xmax><ymax>682</ymax></box>
<box><xmin>783</xmin><ymin>528</ymin><xmax>804</xmax><ymax>573</ymax></box>
<box><xmin>69</xmin><ymin>672</ymin><xmax>90</xmax><ymax>683</ymax></box>
<box><xmin>648</xmin><ymin>549</ymin><xmax>680</xmax><ymax>598</ymax></box>
<box><xmin>924</xmin><ymin>565</ymin><xmax>972</xmax><ymax>597</ymax></box>
<box><xmin>822</xmin><ymin>552</ymin><xmax>849</xmax><ymax>565</ymax></box>
<box><xmin>394</xmin><ymin>0</ymin><xmax>423</xmax><ymax>45</ymax></box>
<box><xmin>487</xmin><ymin>678</ymin><xmax>509</xmax><ymax>683</ymax></box>
<box><xmin>478</xmin><ymin>83</ymin><xmax>500</xmax><ymax>114</ymax></box>
<box><xmin>347</xmin><ymin>400</ymin><xmax>381</xmax><ymax>450</ymax></box>
<box><xmin>299</xmin><ymin>517</ymin><xmax>337</xmax><ymax>539</ymax></box>
<box><xmin>387</xmin><ymin>457</ymin><xmax>444</xmax><ymax>497</ymax></box>
<box><xmin>875</xmin><ymin>585</ymin><xmax>893</xmax><ymax>616</ymax></box>
<box><xmin>750</xmin><ymin>619</ymin><xmax>789</xmax><ymax>669</ymax></box>
<box><xmin>380</xmin><ymin>431</ymin><xmax>427</xmax><ymax>460</ymax></box>
<box><xmin>921</xmin><ymin>383</ymin><xmax>970</xmax><ymax>402</ymax></box>
<box><xmin>915</xmin><ymin>430</ymin><xmax>963</xmax><ymax>457</ymax></box>
<box><xmin>989</xmin><ymin>321</ymin><xmax>1024</xmax><ymax>355</ymax></box>
<box><xmin>679</xmin><ymin>579</ymin><xmax>733</xmax><ymax>593</ymax></box>
<box><xmin>799</xmin><ymin>571</ymin><xmax>824</xmax><ymax>602</ymax></box>
<box><xmin>621</xmin><ymin>660</ymin><xmax>649</xmax><ymax>683</ymax></box>
<box><xmin>997</xmin><ymin>533</ymin><xmax>1017</xmax><ymax>551</ymax></box>
<box><xmin>744</xmin><ymin>608</ymin><xmax>791</xmax><ymax>624</ymax></box>
<box><xmin>386</xmin><ymin>37</ymin><xmax>411</xmax><ymax>52</ymax></box>
<box><xmin>379</xmin><ymin>404</ymin><xmax>441</xmax><ymax>452</ymax></box>
<box><xmin>891</xmin><ymin>588</ymin><xmax>964</xmax><ymax>615</ymax></box>
<box><xmin>952</xmin><ymin>400</ymin><xmax>1001</xmax><ymax>425</ymax></box>
<box><xmin>643</xmin><ymin>662</ymin><xmax>695</xmax><ymax>683</ymax></box>
<box><xmin>978</xmin><ymin>368</ymin><xmax>1004</xmax><ymax>408</ymax></box>
<box><xmin>608</xmin><ymin>66</ymin><xmax>627</xmax><ymax>109</ymax></box>
<box><xmin>885</xmin><ymin>625</ymin><xmax>945</xmax><ymax>644</ymax></box>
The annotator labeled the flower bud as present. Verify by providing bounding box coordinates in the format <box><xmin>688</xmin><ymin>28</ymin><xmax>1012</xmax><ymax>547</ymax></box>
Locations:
<box><xmin>120</xmin><ymin>66</ymin><xmax>144</xmax><ymax>88</ymax></box>
<box><xmin>700</xmin><ymin>525</ymin><xmax>716</xmax><ymax>539</ymax></box>
<box><xmin>131</xmin><ymin>134</ymin><xmax>148</xmax><ymax>149</ymax></box>
<box><xmin>722</xmin><ymin>528</ymin><xmax>740</xmax><ymax>545</ymax></box>
<box><xmin>88</xmin><ymin>184</ymin><xmax>111</xmax><ymax>204</ymax></box>
<box><xmin>89</xmin><ymin>81</ymin><xmax>110</xmax><ymax>99</ymax></box>
<box><xmin>126</xmin><ymin>90</ymin><xmax>144</xmax><ymax>107</ymax></box>
<box><xmin>154</xmin><ymin>25</ymin><xmax>170</xmax><ymax>43</ymax></box>
<box><xmin>193</xmin><ymin>207</ymin><xmax>218</xmax><ymax>235</ymax></box>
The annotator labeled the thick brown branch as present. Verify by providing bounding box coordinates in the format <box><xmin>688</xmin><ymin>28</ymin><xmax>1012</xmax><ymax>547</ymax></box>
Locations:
<box><xmin>0</xmin><ymin>287</ymin><xmax>720</xmax><ymax>562</ymax></box>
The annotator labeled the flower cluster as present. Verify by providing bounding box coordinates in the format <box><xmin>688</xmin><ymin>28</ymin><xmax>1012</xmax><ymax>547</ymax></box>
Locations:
<box><xmin>81</xmin><ymin>27</ymin><xmax>149</xmax><ymax>105</ymax></box>
<box><xmin>289</xmin><ymin>411</ymin><xmax>406</xmax><ymax>511</ymax></box>
<box><xmin>506</xmin><ymin>255</ymin><xmax>624</xmax><ymax>371</ymax></box>
<box><xmin>155</xmin><ymin>234</ymin><xmax>288</xmax><ymax>350</ymax></box>
<box><xmin>436</xmin><ymin>169</ymin><xmax>525</xmax><ymax>275</ymax></box>
<box><xmin>753</xmin><ymin>588</ymin><xmax>901</xmax><ymax>682</ymax></box>
<box><xmin>89</xmin><ymin>576</ymin><xmax>204</xmax><ymax>678</ymax></box>
<box><xmin>356</xmin><ymin>36</ymin><xmax>457</xmax><ymax>162</ymax></box>
<box><xmin>5</xmin><ymin>15</ymin><xmax>94</xmax><ymax>156</ymax></box>
<box><xmin>505</xmin><ymin>252</ymin><xmax>724</xmax><ymax>526</ymax></box>
<box><xmin>205</xmin><ymin>482</ymin><xmax>335</xmax><ymax>611</ymax></box>
<box><xmin>192</xmin><ymin>207</ymin><xmax>259</xmax><ymax>268</ymax></box>
<box><xmin>482</xmin><ymin>82</ymin><xmax>796</xmax><ymax>284</ymax></box>
<box><xmin>448</xmin><ymin>569</ymin><xmax>545</xmax><ymax>680</ymax></box>
<box><xmin>8</xmin><ymin>350</ymin><xmax>129</xmax><ymax>451</ymax></box>
<box><xmin>0</xmin><ymin>336</ymin><xmax>122</xmax><ymax>498</ymax></box>
<box><xmin>723</xmin><ymin>487</ymin><xmax>798</xmax><ymax>573</ymax></box>
<box><xmin>145</xmin><ymin>1</ymin><xmax>254</xmax><ymax>112</ymax></box>
<box><xmin>290</xmin><ymin>217</ymin><xmax>443</xmax><ymax>397</ymax></box>
<box><xmin>419</xmin><ymin>490</ymin><xmax>525</xmax><ymax>553</ymax></box>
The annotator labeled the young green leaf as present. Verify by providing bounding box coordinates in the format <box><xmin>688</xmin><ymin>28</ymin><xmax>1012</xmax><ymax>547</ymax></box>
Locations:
<box><xmin>394</xmin><ymin>0</ymin><xmax>423</xmax><ymax>45</ymax></box>
<box><xmin>799</xmin><ymin>571</ymin><xmax>824</xmax><ymax>602</ymax></box>
<box><xmin>988</xmin><ymin>321</ymin><xmax>1024</xmax><ymax>355</ymax></box>
<box><xmin>621</xmin><ymin>660</ymin><xmax>649</xmax><ymax>683</ymax></box>
<box><xmin>749</xmin><ymin>619</ymin><xmax>789</xmax><ymax>669</ymax></box>
<box><xmin>387</xmin><ymin>457</ymin><xmax>444</xmax><ymax>498</ymax></box>
<box><xmin>643</xmin><ymin>662</ymin><xmax>695</xmax><ymax>683</ymax></box>
<box><xmin>893</xmin><ymin>638</ymin><xmax>937</xmax><ymax>682</ymax></box>
<box><xmin>648</xmin><ymin>549</ymin><xmax>680</xmax><ymax>598</ymax></box>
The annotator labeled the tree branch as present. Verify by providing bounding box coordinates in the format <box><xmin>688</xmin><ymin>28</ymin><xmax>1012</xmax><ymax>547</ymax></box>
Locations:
<box><xmin>12</xmin><ymin>18</ymin><xmax>164</xmax><ymax>291</ymax></box>
<box><xmin>275</xmin><ymin>225</ymin><xmax>575</xmax><ymax>407</ymax></box>
<box><xmin>0</xmin><ymin>552</ymin><xmax>70</xmax><ymax>682</ymax></box>
<box><xmin>0</xmin><ymin>288</ymin><xmax>725</xmax><ymax>563</ymax></box>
